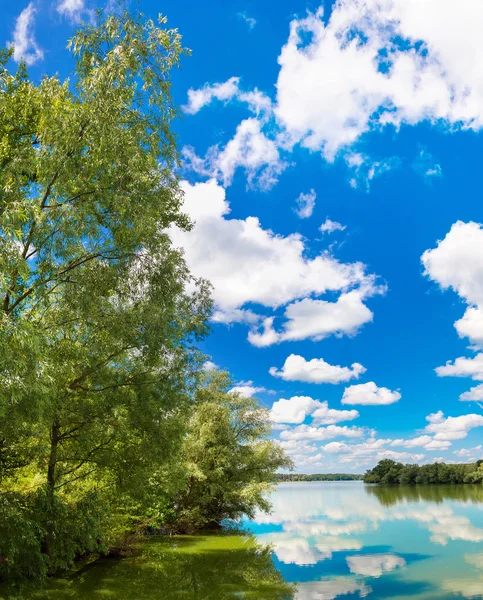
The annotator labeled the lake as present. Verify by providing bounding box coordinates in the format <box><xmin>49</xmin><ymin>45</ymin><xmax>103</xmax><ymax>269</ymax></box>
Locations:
<box><xmin>4</xmin><ymin>481</ymin><xmax>483</xmax><ymax>599</ymax></box>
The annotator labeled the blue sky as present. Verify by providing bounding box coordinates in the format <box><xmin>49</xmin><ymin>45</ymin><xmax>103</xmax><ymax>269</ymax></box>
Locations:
<box><xmin>5</xmin><ymin>0</ymin><xmax>483</xmax><ymax>472</ymax></box>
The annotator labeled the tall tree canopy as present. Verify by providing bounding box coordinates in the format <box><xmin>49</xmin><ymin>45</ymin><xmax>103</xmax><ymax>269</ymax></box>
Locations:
<box><xmin>0</xmin><ymin>10</ymin><xmax>212</xmax><ymax>581</ymax></box>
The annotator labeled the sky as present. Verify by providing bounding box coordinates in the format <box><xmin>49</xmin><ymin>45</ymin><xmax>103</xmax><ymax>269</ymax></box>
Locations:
<box><xmin>4</xmin><ymin>0</ymin><xmax>483</xmax><ymax>473</ymax></box>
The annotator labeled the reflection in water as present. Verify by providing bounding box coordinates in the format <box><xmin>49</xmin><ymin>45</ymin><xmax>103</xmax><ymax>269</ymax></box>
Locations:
<box><xmin>4</xmin><ymin>535</ymin><xmax>294</xmax><ymax>600</ymax></box>
<box><xmin>346</xmin><ymin>554</ymin><xmax>406</xmax><ymax>577</ymax></box>
<box><xmin>249</xmin><ymin>482</ymin><xmax>483</xmax><ymax>599</ymax></box>
<box><xmin>6</xmin><ymin>483</ymin><xmax>483</xmax><ymax>599</ymax></box>
<box><xmin>366</xmin><ymin>483</ymin><xmax>483</xmax><ymax>506</ymax></box>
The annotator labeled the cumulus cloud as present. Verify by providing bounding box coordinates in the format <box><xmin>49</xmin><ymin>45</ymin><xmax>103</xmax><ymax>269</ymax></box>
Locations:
<box><xmin>454</xmin><ymin>445</ymin><xmax>482</xmax><ymax>458</ymax></box>
<box><xmin>347</xmin><ymin>554</ymin><xmax>406</xmax><ymax>578</ymax></box>
<box><xmin>8</xmin><ymin>3</ymin><xmax>43</xmax><ymax>65</ymax></box>
<box><xmin>270</xmin><ymin>396</ymin><xmax>359</xmax><ymax>425</ymax></box>
<box><xmin>294</xmin><ymin>189</ymin><xmax>316</xmax><ymax>219</ymax></box>
<box><xmin>184</xmin><ymin>3</ymin><xmax>483</xmax><ymax>191</ymax></box>
<box><xmin>436</xmin><ymin>354</ymin><xmax>483</xmax><ymax>381</ymax></box>
<box><xmin>248</xmin><ymin>290</ymin><xmax>382</xmax><ymax>347</ymax></box>
<box><xmin>341</xmin><ymin>382</ymin><xmax>401</xmax><ymax>406</ymax></box>
<box><xmin>320</xmin><ymin>219</ymin><xmax>346</xmax><ymax>234</ymax></box>
<box><xmin>269</xmin><ymin>354</ymin><xmax>366</xmax><ymax>384</ymax></box>
<box><xmin>172</xmin><ymin>180</ymin><xmax>381</xmax><ymax>346</ymax></box>
<box><xmin>295</xmin><ymin>578</ymin><xmax>371</xmax><ymax>600</ymax></box>
<box><xmin>183</xmin><ymin>118</ymin><xmax>286</xmax><ymax>189</ymax></box>
<box><xmin>275</xmin><ymin>2</ymin><xmax>483</xmax><ymax>159</ymax></box>
<box><xmin>333</xmin><ymin>438</ymin><xmax>424</xmax><ymax>465</ymax></box>
<box><xmin>57</xmin><ymin>0</ymin><xmax>90</xmax><ymax>22</ymax></box>
<box><xmin>424</xmin><ymin>411</ymin><xmax>483</xmax><ymax>441</ymax></box>
<box><xmin>230</xmin><ymin>380</ymin><xmax>266</xmax><ymax>398</ymax></box>
<box><xmin>422</xmin><ymin>222</ymin><xmax>483</xmax><ymax>308</ymax></box>
<box><xmin>460</xmin><ymin>384</ymin><xmax>483</xmax><ymax>402</ymax></box>
<box><xmin>280</xmin><ymin>424</ymin><xmax>365</xmax><ymax>442</ymax></box>
<box><xmin>182</xmin><ymin>80</ymin><xmax>278</xmax><ymax>188</ymax></box>
<box><xmin>183</xmin><ymin>77</ymin><xmax>241</xmax><ymax>115</ymax></box>
<box><xmin>202</xmin><ymin>360</ymin><xmax>218</xmax><ymax>371</ymax></box>
<box><xmin>423</xmin><ymin>222</ymin><xmax>483</xmax><ymax>356</ymax></box>
<box><xmin>270</xmin><ymin>396</ymin><xmax>320</xmax><ymax>425</ymax></box>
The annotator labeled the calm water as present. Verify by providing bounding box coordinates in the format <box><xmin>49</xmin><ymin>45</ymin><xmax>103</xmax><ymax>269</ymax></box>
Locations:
<box><xmin>246</xmin><ymin>481</ymin><xmax>483</xmax><ymax>599</ymax></box>
<box><xmin>4</xmin><ymin>482</ymin><xmax>483</xmax><ymax>599</ymax></box>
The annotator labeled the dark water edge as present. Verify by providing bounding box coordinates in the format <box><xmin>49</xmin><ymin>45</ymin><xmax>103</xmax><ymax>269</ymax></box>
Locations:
<box><xmin>0</xmin><ymin>534</ymin><xmax>295</xmax><ymax>600</ymax></box>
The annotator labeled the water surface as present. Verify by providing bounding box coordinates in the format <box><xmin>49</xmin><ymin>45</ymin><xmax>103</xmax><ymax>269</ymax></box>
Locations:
<box><xmin>4</xmin><ymin>482</ymin><xmax>483</xmax><ymax>599</ymax></box>
<box><xmin>247</xmin><ymin>481</ymin><xmax>483</xmax><ymax>599</ymax></box>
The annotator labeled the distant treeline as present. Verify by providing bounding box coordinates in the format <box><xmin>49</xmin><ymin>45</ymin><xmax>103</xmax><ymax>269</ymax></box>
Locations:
<box><xmin>275</xmin><ymin>473</ymin><xmax>363</xmax><ymax>482</ymax></box>
<box><xmin>363</xmin><ymin>459</ymin><xmax>483</xmax><ymax>485</ymax></box>
<box><xmin>366</xmin><ymin>482</ymin><xmax>483</xmax><ymax>506</ymax></box>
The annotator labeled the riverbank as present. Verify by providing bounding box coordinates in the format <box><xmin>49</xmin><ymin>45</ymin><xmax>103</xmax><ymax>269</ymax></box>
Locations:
<box><xmin>0</xmin><ymin>533</ymin><xmax>294</xmax><ymax>600</ymax></box>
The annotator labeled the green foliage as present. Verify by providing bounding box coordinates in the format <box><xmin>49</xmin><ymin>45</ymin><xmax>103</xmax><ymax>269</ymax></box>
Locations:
<box><xmin>0</xmin><ymin>494</ymin><xmax>47</xmax><ymax>583</ymax></box>
<box><xmin>274</xmin><ymin>473</ymin><xmax>362</xmax><ymax>482</ymax></box>
<box><xmin>0</xmin><ymin>8</ymin><xmax>291</xmax><ymax>586</ymax></box>
<box><xmin>1</xmin><ymin>535</ymin><xmax>295</xmax><ymax>599</ymax></box>
<box><xmin>166</xmin><ymin>371</ymin><xmax>293</xmax><ymax>533</ymax></box>
<box><xmin>363</xmin><ymin>459</ymin><xmax>482</xmax><ymax>485</ymax></box>
<box><xmin>0</xmin><ymin>8</ymin><xmax>211</xmax><ymax>582</ymax></box>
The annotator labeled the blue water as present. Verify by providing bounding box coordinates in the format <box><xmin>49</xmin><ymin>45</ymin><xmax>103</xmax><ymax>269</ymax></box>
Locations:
<box><xmin>245</xmin><ymin>481</ymin><xmax>483</xmax><ymax>599</ymax></box>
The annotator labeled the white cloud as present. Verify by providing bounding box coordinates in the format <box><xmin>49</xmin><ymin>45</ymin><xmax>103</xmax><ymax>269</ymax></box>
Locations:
<box><xmin>341</xmin><ymin>382</ymin><xmax>401</xmax><ymax>406</ymax></box>
<box><xmin>424</xmin><ymin>439</ymin><xmax>452</xmax><ymax>450</ymax></box>
<box><xmin>275</xmin><ymin>2</ymin><xmax>483</xmax><ymax>159</ymax></box>
<box><xmin>184</xmin><ymin>3</ymin><xmax>483</xmax><ymax>191</ymax></box>
<box><xmin>270</xmin><ymin>396</ymin><xmax>320</xmax><ymax>425</ymax></box>
<box><xmin>391</xmin><ymin>435</ymin><xmax>451</xmax><ymax>451</ymax></box>
<box><xmin>172</xmin><ymin>180</ymin><xmax>381</xmax><ymax>346</ymax></box>
<box><xmin>230</xmin><ymin>380</ymin><xmax>265</xmax><ymax>398</ymax></box>
<box><xmin>422</xmin><ymin>222</ymin><xmax>483</xmax><ymax>308</ymax></box>
<box><xmin>460</xmin><ymin>384</ymin><xmax>483</xmax><ymax>402</ymax></box>
<box><xmin>391</xmin><ymin>435</ymin><xmax>432</xmax><ymax>448</ymax></box>
<box><xmin>345</xmin><ymin>152</ymin><xmax>400</xmax><ymax>190</ymax></box>
<box><xmin>443</xmin><ymin>576</ymin><xmax>483</xmax><ymax>599</ymax></box>
<box><xmin>182</xmin><ymin>81</ymin><xmax>277</xmax><ymax>188</ymax></box>
<box><xmin>184</xmin><ymin>118</ymin><xmax>286</xmax><ymax>190</ymax></box>
<box><xmin>423</xmin><ymin>221</ymin><xmax>483</xmax><ymax>353</ymax></box>
<box><xmin>249</xmin><ymin>290</ymin><xmax>381</xmax><ymax>347</ymax></box>
<box><xmin>424</xmin><ymin>411</ymin><xmax>483</xmax><ymax>441</ymax></box>
<box><xmin>280</xmin><ymin>424</ymin><xmax>365</xmax><ymax>442</ymax></box>
<box><xmin>312</xmin><ymin>402</ymin><xmax>360</xmax><ymax>426</ymax></box>
<box><xmin>455</xmin><ymin>308</ymin><xmax>483</xmax><ymax>348</ymax></box>
<box><xmin>270</xmin><ymin>396</ymin><xmax>359</xmax><ymax>425</ymax></box>
<box><xmin>320</xmin><ymin>219</ymin><xmax>346</xmax><ymax>234</ymax></box>
<box><xmin>295</xmin><ymin>578</ymin><xmax>371</xmax><ymax>600</ymax></box>
<box><xmin>334</xmin><ymin>438</ymin><xmax>424</xmax><ymax>465</ymax></box>
<box><xmin>183</xmin><ymin>77</ymin><xmax>241</xmax><ymax>115</ymax></box>
<box><xmin>323</xmin><ymin>441</ymin><xmax>353</xmax><ymax>455</ymax></box>
<box><xmin>269</xmin><ymin>354</ymin><xmax>366</xmax><ymax>384</ymax></box>
<box><xmin>237</xmin><ymin>12</ymin><xmax>256</xmax><ymax>30</ymax></box>
<box><xmin>57</xmin><ymin>0</ymin><xmax>89</xmax><ymax>22</ymax></box>
<box><xmin>413</xmin><ymin>148</ymin><xmax>442</xmax><ymax>181</ymax></box>
<box><xmin>436</xmin><ymin>354</ymin><xmax>483</xmax><ymax>381</ymax></box>
<box><xmin>8</xmin><ymin>3</ymin><xmax>43</xmax><ymax>65</ymax></box>
<box><xmin>295</xmin><ymin>189</ymin><xmax>316</xmax><ymax>219</ymax></box>
<box><xmin>347</xmin><ymin>554</ymin><xmax>405</xmax><ymax>578</ymax></box>
<box><xmin>454</xmin><ymin>445</ymin><xmax>482</xmax><ymax>458</ymax></box>
<box><xmin>202</xmin><ymin>360</ymin><xmax>217</xmax><ymax>371</ymax></box>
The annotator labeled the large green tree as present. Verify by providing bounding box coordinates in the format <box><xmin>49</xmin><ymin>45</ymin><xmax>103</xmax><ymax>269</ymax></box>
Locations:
<box><xmin>0</xmin><ymin>10</ymin><xmax>211</xmax><ymax>580</ymax></box>
<box><xmin>166</xmin><ymin>371</ymin><xmax>293</xmax><ymax>533</ymax></box>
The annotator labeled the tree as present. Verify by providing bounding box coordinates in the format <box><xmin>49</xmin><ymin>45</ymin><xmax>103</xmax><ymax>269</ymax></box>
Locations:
<box><xmin>0</xmin><ymin>10</ymin><xmax>211</xmax><ymax>580</ymax></box>
<box><xmin>167</xmin><ymin>371</ymin><xmax>293</xmax><ymax>533</ymax></box>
